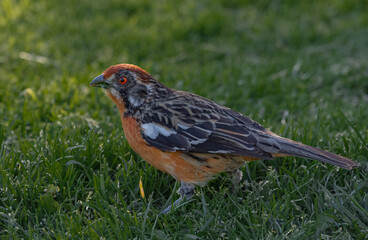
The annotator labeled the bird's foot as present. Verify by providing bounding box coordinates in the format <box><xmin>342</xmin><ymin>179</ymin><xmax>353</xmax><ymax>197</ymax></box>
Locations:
<box><xmin>160</xmin><ymin>182</ymin><xmax>195</xmax><ymax>215</ymax></box>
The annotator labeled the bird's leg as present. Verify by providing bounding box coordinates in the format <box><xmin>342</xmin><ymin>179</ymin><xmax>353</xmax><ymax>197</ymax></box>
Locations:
<box><xmin>229</xmin><ymin>169</ymin><xmax>243</xmax><ymax>193</ymax></box>
<box><xmin>161</xmin><ymin>182</ymin><xmax>195</xmax><ymax>214</ymax></box>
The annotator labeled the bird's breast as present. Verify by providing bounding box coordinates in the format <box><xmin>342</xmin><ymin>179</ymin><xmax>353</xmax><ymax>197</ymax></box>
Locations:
<box><xmin>120</xmin><ymin>116</ymin><xmax>255</xmax><ymax>185</ymax></box>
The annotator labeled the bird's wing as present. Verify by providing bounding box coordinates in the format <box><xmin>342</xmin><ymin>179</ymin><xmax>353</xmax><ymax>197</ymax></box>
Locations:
<box><xmin>139</xmin><ymin>94</ymin><xmax>279</xmax><ymax>160</ymax></box>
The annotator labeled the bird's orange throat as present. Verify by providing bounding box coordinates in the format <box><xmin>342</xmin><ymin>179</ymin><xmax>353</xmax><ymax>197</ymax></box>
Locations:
<box><xmin>105</xmin><ymin>89</ymin><xmax>127</xmax><ymax>115</ymax></box>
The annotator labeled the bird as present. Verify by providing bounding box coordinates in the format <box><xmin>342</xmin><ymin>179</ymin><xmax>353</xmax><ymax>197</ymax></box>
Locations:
<box><xmin>90</xmin><ymin>63</ymin><xmax>359</xmax><ymax>214</ymax></box>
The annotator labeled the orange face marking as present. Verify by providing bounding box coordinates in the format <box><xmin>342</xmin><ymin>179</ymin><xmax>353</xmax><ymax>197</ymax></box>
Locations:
<box><xmin>106</xmin><ymin>91</ymin><xmax>126</xmax><ymax>114</ymax></box>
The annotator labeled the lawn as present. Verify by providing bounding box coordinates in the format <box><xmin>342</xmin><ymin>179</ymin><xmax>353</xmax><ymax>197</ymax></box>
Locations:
<box><xmin>1</xmin><ymin>0</ymin><xmax>368</xmax><ymax>238</ymax></box>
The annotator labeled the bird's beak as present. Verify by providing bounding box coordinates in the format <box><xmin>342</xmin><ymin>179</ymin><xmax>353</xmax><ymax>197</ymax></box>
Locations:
<box><xmin>89</xmin><ymin>74</ymin><xmax>111</xmax><ymax>88</ymax></box>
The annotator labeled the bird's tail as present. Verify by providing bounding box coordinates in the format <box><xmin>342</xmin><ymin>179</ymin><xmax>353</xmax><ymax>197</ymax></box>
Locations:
<box><xmin>274</xmin><ymin>137</ymin><xmax>359</xmax><ymax>170</ymax></box>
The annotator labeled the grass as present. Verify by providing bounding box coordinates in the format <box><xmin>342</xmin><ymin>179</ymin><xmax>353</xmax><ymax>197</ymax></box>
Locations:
<box><xmin>1</xmin><ymin>0</ymin><xmax>368</xmax><ymax>238</ymax></box>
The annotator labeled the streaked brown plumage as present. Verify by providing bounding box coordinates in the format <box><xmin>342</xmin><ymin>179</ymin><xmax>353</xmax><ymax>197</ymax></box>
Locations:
<box><xmin>90</xmin><ymin>63</ymin><xmax>359</xmax><ymax>213</ymax></box>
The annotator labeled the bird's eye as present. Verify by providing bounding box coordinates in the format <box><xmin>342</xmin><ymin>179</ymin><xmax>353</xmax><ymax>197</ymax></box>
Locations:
<box><xmin>119</xmin><ymin>76</ymin><xmax>128</xmax><ymax>84</ymax></box>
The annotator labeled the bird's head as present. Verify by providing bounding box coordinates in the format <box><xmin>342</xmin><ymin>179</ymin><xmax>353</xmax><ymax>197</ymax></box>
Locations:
<box><xmin>90</xmin><ymin>64</ymin><xmax>159</xmax><ymax>113</ymax></box>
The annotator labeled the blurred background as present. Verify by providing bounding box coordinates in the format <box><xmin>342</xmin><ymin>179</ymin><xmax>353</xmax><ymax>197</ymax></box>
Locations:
<box><xmin>0</xmin><ymin>0</ymin><xmax>367</xmax><ymax>238</ymax></box>
<box><xmin>1</xmin><ymin>1</ymin><xmax>368</xmax><ymax>123</ymax></box>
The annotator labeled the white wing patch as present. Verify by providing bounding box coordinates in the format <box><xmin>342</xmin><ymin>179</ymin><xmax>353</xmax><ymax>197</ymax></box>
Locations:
<box><xmin>141</xmin><ymin>123</ymin><xmax>176</xmax><ymax>139</ymax></box>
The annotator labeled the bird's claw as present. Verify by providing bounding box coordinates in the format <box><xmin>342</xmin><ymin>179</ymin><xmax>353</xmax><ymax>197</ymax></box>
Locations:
<box><xmin>160</xmin><ymin>182</ymin><xmax>195</xmax><ymax>215</ymax></box>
